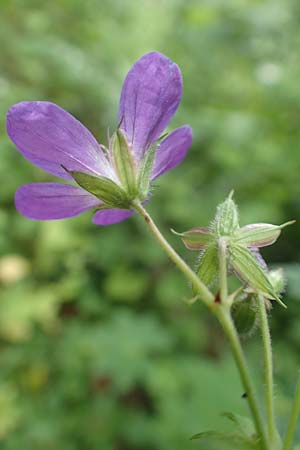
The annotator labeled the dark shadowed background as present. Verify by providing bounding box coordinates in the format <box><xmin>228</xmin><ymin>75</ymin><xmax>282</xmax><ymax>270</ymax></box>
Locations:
<box><xmin>0</xmin><ymin>0</ymin><xmax>300</xmax><ymax>449</ymax></box>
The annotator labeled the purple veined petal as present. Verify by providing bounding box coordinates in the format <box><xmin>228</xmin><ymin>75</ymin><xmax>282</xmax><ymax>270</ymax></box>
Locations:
<box><xmin>93</xmin><ymin>208</ymin><xmax>134</xmax><ymax>226</ymax></box>
<box><xmin>15</xmin><ymin>183</ymin><xmax>102</xmax><ymax>220</ymax></box>
<box><xmin>151</xmin><ymin>125</ymin><xmax>192</xmax><ymax>179</ymax></box>
<box><xmin>118</xmin><ymin>52</ymin><xmax>182</xmax><ymax>160</ymax></box>
<box><xmin>7</xmin><ymin>101</ymin><xmax>115</xmax><ymax>181</ymax></box>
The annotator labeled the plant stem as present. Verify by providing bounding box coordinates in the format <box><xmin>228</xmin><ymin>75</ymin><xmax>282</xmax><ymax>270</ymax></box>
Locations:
<box><xmin>217</xmin><ymin>238</ymin><xmax>269</xmax><ymax>450</ymax></box>
<box><xmin>133</xmin><ymin>201</ymin><xmax>214</xmax><ymax>307</ymax></box>
<box><xmin>282</xmin><ymin>371</ymin><xmax>300</xmax><ymax>450</ymax></box>
<box><xmin>257</xmin><ymin>294</ymin><xmax>278</xmax><ymax>447</ymax></box>
<box><xmin>134</xmin><ymin>203</ymin><xmax>269</xmax><ymax>450</ymax></box>
<box><xmin>217</xmin><ymin>309</ymin><xmax>269</xmax><ymax>450</ymax></box>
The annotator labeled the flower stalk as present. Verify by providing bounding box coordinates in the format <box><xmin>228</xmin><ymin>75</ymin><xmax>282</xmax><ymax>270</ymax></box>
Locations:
<box><xmin>134</xmin><ymin>201</ymin><xmax>269</xmax><ymax>450</ymax></box>
<box><xmin>257</xmin><ymin>294</ymin><xmax>279</xmax><ymax>448</ymax></box>
<box><xmin>215</xmin><ymin>308</ymin><xmax>269</xmax><ymax>450</ymax></box>
<box><xmin>133</xmin><ymin>201</ymin><xmax>214</xmax><ymax>307</ymax></box>
<box><xmin>217</xmin><ymin>234</ymin><xmax>269</xmax><ymax>450</ymax></box>
<box><xmin>282</xmin><ymin>371</ymin><xmax>300</xmax><ymax>450</ymax></box>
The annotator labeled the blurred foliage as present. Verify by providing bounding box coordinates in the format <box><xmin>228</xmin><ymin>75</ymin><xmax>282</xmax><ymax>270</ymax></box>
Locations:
<box><xmin>0</xmin><ymin>0</ymin><xmax>300</xmax><ymax>449</ymax></box>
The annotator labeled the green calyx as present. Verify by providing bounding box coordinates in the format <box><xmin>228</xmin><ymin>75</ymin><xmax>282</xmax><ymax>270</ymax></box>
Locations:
<box><xmin>137</xmin><ymin>144</ymin><xmax>156</xmax><ymax>200</ymax></box>
<box><xmin>65</xmin><ymin>128</ymin><xmax>162</xmax><ymax>209</ymax></box>
<box><xmin>232</xmin><ymin>221</ymin><xmax>295</xmax><ymax>247</ymax></box>
<box><xmin>111</xmin><ymin>129</ymin><xmax>138</xmax><ymax>198</ymax></box>
<box><xmin>173</xmin><ymin>192</ymin><xmax>294</xmax><ymax>306</ymax></box>
<box><xmin>228</xmin><ymin>242</ymin><xmax>286</xmax><ymax>307</ymax></box>
<box><xmin>213</xmin><ymin>191</ymin><xmax>239</xmax><ymax>236</ymax></box>
<box><xmin>67</xmin><ymin>170</ymin><xmax>132</xmax><ymax>209</ymax></box>
<box><xmin>232</xmin><ymin>296</ymin><xmax>259</xmax><ymax>338</ymax></box>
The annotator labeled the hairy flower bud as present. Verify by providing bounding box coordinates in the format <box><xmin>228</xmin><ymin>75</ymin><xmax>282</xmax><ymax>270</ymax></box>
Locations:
<box><xmin>175</xmin><ymin>192</ymin><xmax>294</xmax><ymax>305</ymax></box>
<box><xmin>232</xmin><ymin>296</ymin><xmax>258</xmax><ymax>338</ymax></box>
<box><xmin>213</xmin><ymin>191</ymin><xmax>239</xmax><ymax>236</ymax></box>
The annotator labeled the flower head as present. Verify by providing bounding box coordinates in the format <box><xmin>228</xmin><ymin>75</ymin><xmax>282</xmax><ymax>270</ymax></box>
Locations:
<box><xmin>174</xmin><ymin>192</ymin><xmax>294</xmax><ymax>305</ymax></box>
<box><xmin>7</xmin><ymin>52</ymin><xmax>192</xmax><ymax>225</ymax></box>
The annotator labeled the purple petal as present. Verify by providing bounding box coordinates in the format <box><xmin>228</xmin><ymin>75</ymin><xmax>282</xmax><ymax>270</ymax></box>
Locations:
<box><xmin>151</xmin><ymin>125</ymin><xmax>192</xmax><ymax>179</ymax></box>
<box><xmin>15</xmin><ymin>183</ymin><xmax>101</xmax><ymax>220</ymax></box>
<box><xmin>93</xmin><ymin>208</ymin><xmax>134</xmax><ymax>226</ymax></box>
<box><xmin>7</xmin><ymin>102</ymin><xmax>114</xmax><ymax>180</ymax></box>
<box><xmin>118</xmin><ymin>52</ymin><xmax>182</xmax><ymax>160</ymax></box>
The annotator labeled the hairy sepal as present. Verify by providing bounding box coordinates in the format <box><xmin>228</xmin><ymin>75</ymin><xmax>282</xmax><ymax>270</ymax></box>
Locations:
<box><xmin>68</xmin><ymin>170</ymin><xmax>130</xmax><ymax>208</ymax></box>
<box><xmin>229</xmin><ymin>243</ymin><xmax>286</xmax><ymax>307</ymax></box>
<box><xmin>234</xmin><ymin>221</ymin><xmax>295</xmax><ymax>247</ymax></box>
<box><xmin>138</xmin><ymin>145</ymin><xmax>157</xmax><ymax>200</ymax></box>
<box><xmin>172</xmin><ymin>227</ymin><xmax>214</xmax><ymax>250</ymax></box>
<box><xmin>213</xmin><ymin>191</ymin><xmax>239</xmax><ymax>236</ymax></box>
<box><xmin>111</xmin><ymin>129</ymin><xmax>137</xmax><ymax>196</ymax></box>
<box><xmin>196</xmin><ymin>244</ymin><xmax>219</xmax><ymax>289</ymax></box>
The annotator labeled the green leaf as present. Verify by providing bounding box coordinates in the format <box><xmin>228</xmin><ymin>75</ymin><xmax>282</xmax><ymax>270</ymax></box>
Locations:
<box><xmin>111</xmin><ymin>129</ymin><xmax>137</xmax><ymax>196</ymax></box>
<box><xmin>222</xmin><ymin>412</ymin><xmax>256</xmax><ymax>438</ymax></box>
<box><xmin>67</xmin><ymin>170</ymin><xmax>130</xmax><ymax>208</ymax></box>
<box><xmin>190</xmin><ymin>430</ymin><xmax>259</xmax><ymax>449</ymax></box>
<box><xmin>213</xmin><ymin>191</ymin><xmax>239</xmax><ymax>236</ymax></box>
<box><xmin>233</xmin><ymin>221</ymin><xmax>295</xmax><ymax>247</ymax></box>
<box><xmin>172</xmin><ymin>227</ymin><xmax>214</xmax><ymax>250</ymax></box>
<box><xmin>196</xmin><ymin>244</ymin><xmax>219</xmax><ymax>287</ymax></box>
<box><xmin>229</xmin><ymin>243</ymin><xmax>286</xmax><ymax>307</ymax></box>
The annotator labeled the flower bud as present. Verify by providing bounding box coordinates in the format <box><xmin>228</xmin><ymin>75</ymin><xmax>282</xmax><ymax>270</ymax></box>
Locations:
<box><xmin>213</xmin><ymin>191</ymin><xmax>239</xmax><ymax>236</ymax></box>
<box><xmin>232</xmin><ymin>296</ymin><xmax>258</xmax><ymax>338</ymax></box>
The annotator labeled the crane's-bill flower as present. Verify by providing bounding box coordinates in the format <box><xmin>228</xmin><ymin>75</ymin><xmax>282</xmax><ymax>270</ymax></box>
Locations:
<box><xmin>7</xmin><ymin>52</ymin><xmax>192</xmax><ymax>226</ymax></box>
<box><xmin>174</xmin><ymin>192</ymin><xmax>294</xmax><ymax>305</ymax></box>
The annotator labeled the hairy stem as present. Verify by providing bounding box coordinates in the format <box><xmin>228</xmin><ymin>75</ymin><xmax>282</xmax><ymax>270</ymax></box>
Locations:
<box><xmin>134</xmin><ymin>202</ymin><xmax>269</xmax><ymax>450</ymax></box>
<box><xmin>282</xmin><ymin>371</ymin><xmax>300</xmax><ymax>450</ymax></box>
<box><xmin>133</xmin><ymin>201</ymin><xmax>214</xmax><ymax>306</ymax></box>
<box><xmin>218</xmin><ymin>237</ymin><xmax>269</xmax><ymax>450</ymax></box>
<box><xmin>257</xmin><ymin>295</ymin><xmax>278</xmax><ymax>447</ymax></box>
<box><xmin>216</xmin><ymin>309</ymin><xmax>269</xmax><ymax>450</ymax></box>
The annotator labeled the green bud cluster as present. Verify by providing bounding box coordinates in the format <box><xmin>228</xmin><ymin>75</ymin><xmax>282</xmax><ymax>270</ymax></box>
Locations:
<box><xmin>174</xmin><ymin>192</ymin><xmax>294</xmax><ymax>307</ymax></box>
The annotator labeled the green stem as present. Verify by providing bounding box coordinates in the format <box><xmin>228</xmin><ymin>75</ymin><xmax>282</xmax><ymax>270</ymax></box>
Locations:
<box><xmin>257</xmin><ymin>295</ymin><xmax>278</xmax><ymax>447</ymax></box>
<box><xmin>133</xmin><ymin>201</ymin><xmax>214</xmax><ymax>307</ymax></box>
<box><xmin>134</xmin><ymin>202</ymin><xmax>269</xmax><ymax>450</ymax></box>
<box><xmin>282</xmin><ymin>371</ymin><xmax>300</xmax><ymax>450</ymax></box>
<box><xmin>216</xmin><ymin>310</ymin><xmax>269</xmax><ymax>450</ymax></box>
<box><xmin>217</xmin><ymin>236</ymin><xmax>269</xmax><ymax>450</ymax></box>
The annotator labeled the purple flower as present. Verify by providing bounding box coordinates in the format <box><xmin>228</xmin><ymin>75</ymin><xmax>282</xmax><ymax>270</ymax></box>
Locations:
<box><xmin>7</xmin><ymin>52</ymin><xmax>192</xmax><ymax>226</ymax></box>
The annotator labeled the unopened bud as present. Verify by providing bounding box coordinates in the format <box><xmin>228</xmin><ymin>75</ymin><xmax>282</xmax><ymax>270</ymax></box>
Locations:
<box><xmin>213</xmin><ymin>191</ymin><xmax>239</xmax><ymax>236</ymax></box>
<box><xmin>232</xmin><ymin>296</ymin><xmax>258</xmax><ymax>338</ymax></box>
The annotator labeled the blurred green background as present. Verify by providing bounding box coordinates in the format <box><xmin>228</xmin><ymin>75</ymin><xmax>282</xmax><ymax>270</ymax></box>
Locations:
<box><xmin>0</xmin><ymin>0</ymin><xmax>300</xmax><ymax>449</ymax></box>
